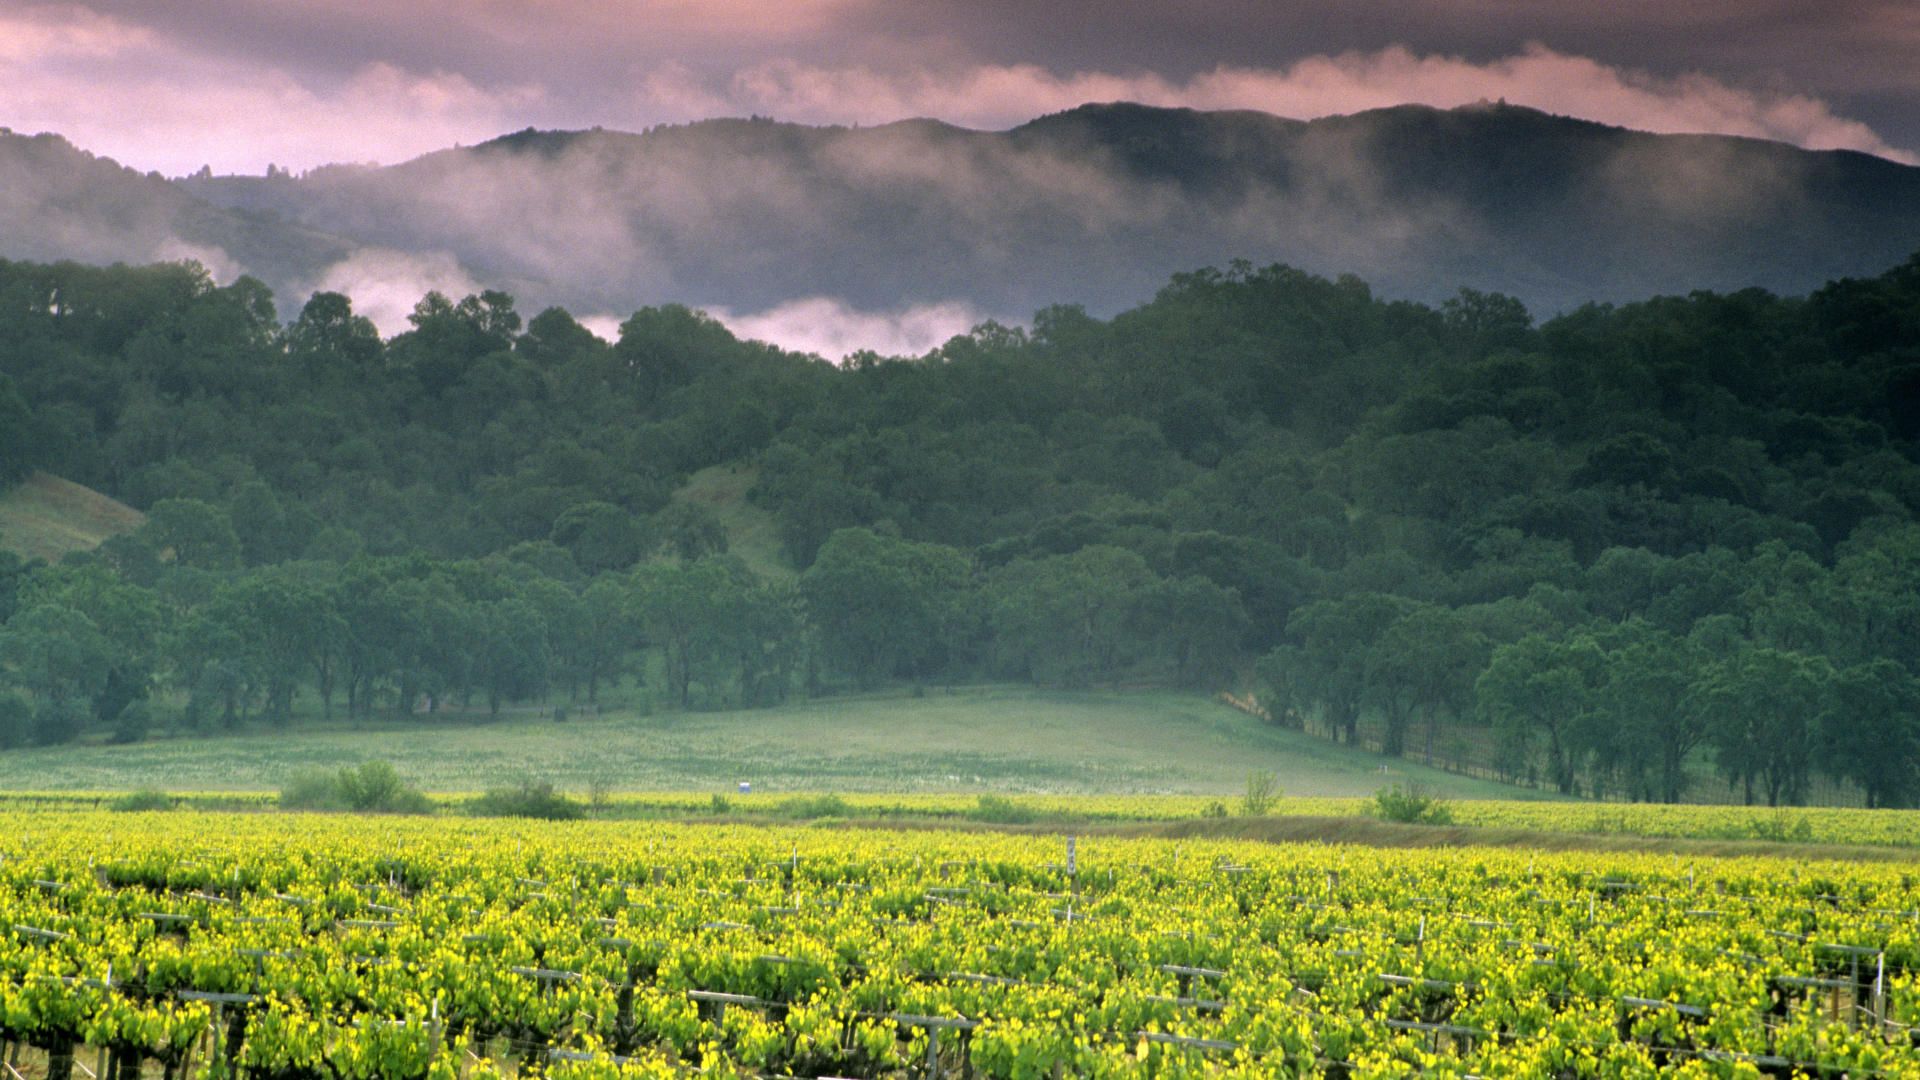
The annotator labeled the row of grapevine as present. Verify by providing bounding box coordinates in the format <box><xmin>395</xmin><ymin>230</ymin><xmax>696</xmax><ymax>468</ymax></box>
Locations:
<box><xmin>0</xmin><ymin>810</ymin><xmax>1914</xmax><ymax>1077</ymax></box>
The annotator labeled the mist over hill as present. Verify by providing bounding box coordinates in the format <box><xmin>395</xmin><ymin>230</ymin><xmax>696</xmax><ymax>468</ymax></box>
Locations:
<box><xmin>6</xmin><ymin>102</ymin><xmax>1920</xmax><ymax>347</ymax></box>
<box><xmin>0</xmin><ymin>129</ymin><xmax>350</xmax><ymax>289</ymax></box>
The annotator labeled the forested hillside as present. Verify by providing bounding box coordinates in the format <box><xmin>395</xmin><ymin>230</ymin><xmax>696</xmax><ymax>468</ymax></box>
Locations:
<box><xmin>1</xmin><ymin>254</ymin><xmax>1917</xmax><ymax>805</ymax></box>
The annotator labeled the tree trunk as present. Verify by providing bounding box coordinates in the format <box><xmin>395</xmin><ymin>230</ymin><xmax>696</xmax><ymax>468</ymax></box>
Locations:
<box><xmin>1382</xmin><ymin>702</ymin><xmax>1409</xmax><ymax>758</ymax></box>
<box><xmin>316</xmin><ymin>660</ymin><xmax>335</xmax><ymax>722</ymax></box>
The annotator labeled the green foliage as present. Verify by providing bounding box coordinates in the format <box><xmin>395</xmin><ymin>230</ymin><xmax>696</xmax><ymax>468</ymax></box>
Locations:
<box><xmin>31</xmin><ymin>697</ymin><xmax>85</xmax><ymax>746</ymax></box>
<box><xmin>468</xmin><ymin>778</ymin><xmax>583</xmax><ymax>820</ymax></box>
<box><xmin>775</xmin><ymin>793</ymin><xmax>852</xmax><ymax>819</ymax></box>
<box><xmin>278</xmin><ymin>770</ymin><xmax>340</xmax><ymax>810</ymax></box>
<box><xmin>0</xmin><ymin>375</ymin><xmax>37</xmax><ymax>483</ymax></box>
<box><xmin>1241</xmin><ymin>770</ymin><xmax>1280</xmax><ymax>816</ymax></box>
<box><xmin>109</xmin><ymin>700</ymin><xmax>150</xmax><ymax>745</ymax></box>
<box><xmin>0</xmin><ymin>250</ymin><xmax>1917</xmax><ymax>806</ymax></box>
<box><xmin>803</xmin><ymin>528</ymin><xmax>970</xmax><ymax>688</ymax></box>
<box><xmin>108</xmin><ymin>788</ymin><xmax>173</xmax><ymax>812</ymax></box>
<box><xmin>279</xmin><ymin>761</ymin><xmax>432</xmax><ymax>814</ymax></box>
<box><xmin>1372</xmin><ymin>783</ymin><xmax>1454</xmax><ymax>825</ymax></box>
<box><xmin>334</xmin><ymin>760</ymin><xmax>434</xmax><ymax>813</ymax></box>
<box><xmin>1734</xmin><ymin>811</ymin><xmax>1816</xmax><ymax>843</ymax></box>
<box><xmin>969</xmin><ymin>794</ymin><xmax>1040</xmax><ymax>825</ymax></box>
<box><xmin>0</xmin><ymin>691</ymin><xmax>30</xmax><ymax>749</ymax></box>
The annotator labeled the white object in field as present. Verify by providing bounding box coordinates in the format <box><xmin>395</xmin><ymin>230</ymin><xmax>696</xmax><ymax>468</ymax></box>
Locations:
<box><xmin>738</xmin><ymin>782</ymin><xmax>751</xmax><ymax>795</ymax></box>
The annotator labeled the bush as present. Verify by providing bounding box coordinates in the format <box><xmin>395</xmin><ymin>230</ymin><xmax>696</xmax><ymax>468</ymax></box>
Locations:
<box><xmin>969</xmin><ymin>794</ymin><xmax>1040</xmax><ymax>825</ymax></box>
<box><xmin>1241</xmin><ymin>770</ymin><xmax>1280</xmax><ymax>816</ymax></box>
<box><xmin>1744</xmin><ymin>811</ymin><xmax>1815</xmax><ymax>843</ymax></box>
<box><xmin>709</xmin><ymin>793</ymin><xmax>733</xmax><ymax>814</ymax></box>
<box><xmin>279</xmin><ymin>761</ymin><xmax>433</xmax><ymax>814</ymax></box>
<box><xmin>110</xmin><ymin>701</ymin><xmax>151</xmax><ymax>745</ymax></box>
<box><xmin>0</xmin><ymin>692</ymin><xmax>30</xmax><ymax>749</ymax></box>
<box><xmin>586</xmin><ymin>773</ymin><xmax>613</xmax><ymax>815</ymax></box>
<box><xmin>279</xmin><ymin>769</ymin><xmax>340</xmax><ymax>810</ymax></box>
<box><xmin>1372</xmin><ymin>783</ymin><xmax>1453</xmax><ymax>825</ymax></box>
<box><xmin>1201</xmin><ymin>800</ymin><xmax>1229</xmax><ymax>819</ymax></box>
<box><xmin>109</xmin><ymin>788</ymin><xmax>173</xmax><ymax>812</ymax></box>
<box><xmin>336</xmin><ymin>760</ymin><xmax>434</xmax><ymax>813</ymax></box>
<box><xmin>469</xmin><ymin>779</ymin><xmax>583</xmax><ymax>820</ymax></box>
<box><xmin>32</xmin><ymin>698</ymin><xmax>85</xmax><ymax>746</ymax></box>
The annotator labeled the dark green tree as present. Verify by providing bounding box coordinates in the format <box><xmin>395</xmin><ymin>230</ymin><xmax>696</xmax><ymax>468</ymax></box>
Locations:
<box><xmin>1694</xmin><ymin>647</ymin><xmax>1833</xmax><ymax>806</ymax></box>
<box><xmin>1824</xmin><ymin>661</ymin><xmax>1920</xmax><ymax>808</ymax></box>
<box><xmin>802</xmin><ymin>527</ymin><xmax>971</xmax><ymax>688</ymax></box>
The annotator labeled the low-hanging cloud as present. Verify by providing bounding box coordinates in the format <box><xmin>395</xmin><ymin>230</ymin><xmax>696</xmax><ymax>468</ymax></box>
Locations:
<box><xmin>708</xmin><ymin>298</ymin><xmax>998</xmax><ymax>360</ymax></box>
<box><xmin>310</xmin><ymin>248</ymin><xmax>482</xmax><ymax>337</ymax></box>
<box><xmin>695</xmin><ymin>45</ymin><xmax>1915</xmax><ymax>163</ymax></box>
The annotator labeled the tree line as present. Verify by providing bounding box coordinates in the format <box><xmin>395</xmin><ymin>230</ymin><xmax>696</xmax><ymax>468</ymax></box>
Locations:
<box><xmin>0</xmin><ymin>253</ymin><xmax>1916</xmax><ymax>804</ymax></box>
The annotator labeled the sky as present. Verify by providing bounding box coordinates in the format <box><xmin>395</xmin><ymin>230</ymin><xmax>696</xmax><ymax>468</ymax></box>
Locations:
<box><xmin>3</xmin><ymin>0</ymin><xmax>1918</xmax><ymax>176</ymax></box>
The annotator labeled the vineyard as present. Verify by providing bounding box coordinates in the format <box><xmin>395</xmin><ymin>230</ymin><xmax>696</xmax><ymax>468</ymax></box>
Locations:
<box><xmin>6</xmin><ymin>793</ymin><xmax>1920</xmax><ymax>851</ymax></box>
<box><xmin>1</xmin><ymin>812</ymin><xmax>1918</xmax><ymax>1078</ymax></box>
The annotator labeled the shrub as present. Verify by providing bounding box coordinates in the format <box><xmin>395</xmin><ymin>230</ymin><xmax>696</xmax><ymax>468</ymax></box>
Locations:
<box><xmin>1241</xmin><ymin>770</ymin><xmax>1280</xmax><ymax>816</ymax></box>
<box><xmin>280</xmin><ymin>769</ymin><xmax>340</xmax><ymax>810</ymax></box>
<box><xmin>1372</xmin><ymin>783</ymin><xmax>1453</xmax><ymax>825</ymax></box>
<box><xmin>32</xmin><ymin>698</ymin><xmax>85</xmax><ymax>746</ymax></box>
<box><xmin>469</xmin><ymin>779</ymin><xmax>583</xmax><ymax>820</ymax></box>
<box><xmin>280</xmin><ymin>761</ymin><xmax>433</xmax><ymax>814</ymax></box>
<box><xmin>1745</xmin><ymin>811</ymin><xmax>1815</xmax><ymax>843</ymax></box>
<box><xmin>0</xmin><ymin>693</ymin><xmax>29</xmax><ymax>749</ymax></box>
<box><xmin>1201</xmin><ymin>800</ymin><xmax>1230</xmax><ymax>819</ymax></box>
<box><xmin>709</xmin><ymin>793</ymin><xmax>733</xmax><ymax>814</ymax></box>
<box><xmin>110</xmin><ymin>789</ymin><xmax>173</xmax><ymax>812</ymax></box>
<box><xmin>587</xmin><ymin>773</ymin><xmax>613</xmax><ymax>815</ymax></box>
<box><xmin>335</xmin><ymin>760</ymin><xmax>434</xmax><ymax>813</ymax></box>
<box><xmin>109</xmin><ymin>701</ymin><xmax>151</xmax><ymax>745</ymax></box>
<box><xmin>969</xmin><ymin>794</ymin><xmax>1040</xmax><ymax>825</ymax></box>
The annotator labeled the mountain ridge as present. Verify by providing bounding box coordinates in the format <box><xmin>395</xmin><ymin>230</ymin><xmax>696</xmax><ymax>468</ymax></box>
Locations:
<box><xmin>4</xmin><ymin>102</ymin><xmax>1919</xmax><ymax>332</ymax></box>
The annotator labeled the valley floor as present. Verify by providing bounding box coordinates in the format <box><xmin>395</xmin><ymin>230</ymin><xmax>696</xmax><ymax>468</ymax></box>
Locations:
<box><xmin>0</xmin><ymin>686</ymin><xmax>1540</xmax><ymax>798</ymax></box>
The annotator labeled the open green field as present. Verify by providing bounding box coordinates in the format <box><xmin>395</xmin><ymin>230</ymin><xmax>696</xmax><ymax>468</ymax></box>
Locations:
<box><xmin>0</xmin><ymin>686</ymin><xmax>1544</xmax><ymax>798</ymax></box>
<box><xmin>0</xmin><ymin>471</ymin><xmax>143</xmax><ymax>563</ymax></box>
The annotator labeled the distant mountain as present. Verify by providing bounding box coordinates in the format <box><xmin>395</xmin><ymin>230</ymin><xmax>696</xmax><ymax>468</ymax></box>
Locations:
<box><xmin>6</xmin><ymin>103</ymin><xmax>1920</xmax><ymax>327</ymax></box>
<box><xmin>0</xmin><ymin>128</ymin><xmax>350</xmax><ymax>289</ymax></box>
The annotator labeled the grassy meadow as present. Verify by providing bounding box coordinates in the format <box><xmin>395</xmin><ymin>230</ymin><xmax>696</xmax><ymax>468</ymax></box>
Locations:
<box><xmin>0</xmin><ymin>471</ymin><xmax>143</xmax><ymax>563</ymax></box>
<box><xmin>0</xmin><ymin>685</ymin><xmax>1539</xmax><ymax>798</ymax></box>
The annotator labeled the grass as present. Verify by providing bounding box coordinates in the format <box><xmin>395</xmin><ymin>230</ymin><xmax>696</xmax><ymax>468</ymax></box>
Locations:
<box><xmin>667</xmin><ymin>464</ymin><xmax>792</xmax><ymax>580</ymax></box>
<box><xmin>0</xmin><ymin>685</ymin><xmax>1548</xmax><ymax>799</ymax></box>
<box><xmin>0</xmin><ymin>472</ymin><xmax>144</xmax><ymax>564</ymax></box>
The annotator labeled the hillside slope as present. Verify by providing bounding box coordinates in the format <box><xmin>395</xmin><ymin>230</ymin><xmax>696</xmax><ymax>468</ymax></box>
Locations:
<box><xmin>0</xmin><ymin>472</ymin><xmax>144</xmax><ymax>564</ymax></box>
<box><xmin>0</xmin><ymin>129</ymin><xmax>350</xmax><ymax>294</ymax></box>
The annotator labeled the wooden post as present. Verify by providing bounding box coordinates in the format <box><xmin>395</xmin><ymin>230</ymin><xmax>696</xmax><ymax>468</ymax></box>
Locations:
<box><xmin>1874</xmin><ymin>952</ymin><xmax>1885</xmax><ymax>1032</ymax></box>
